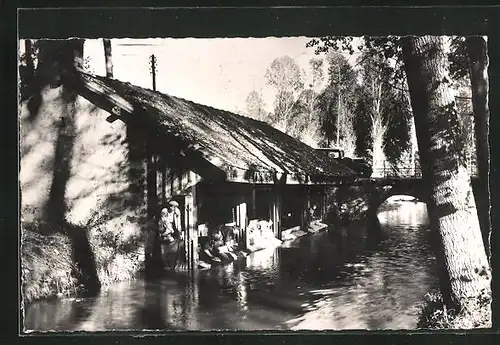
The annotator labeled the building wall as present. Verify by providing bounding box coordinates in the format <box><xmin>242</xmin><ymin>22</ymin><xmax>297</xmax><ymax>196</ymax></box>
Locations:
<box><xmin>20</xmin><ymin>84</ymin><xmax>149</xmax><ymax>284</ymax></box>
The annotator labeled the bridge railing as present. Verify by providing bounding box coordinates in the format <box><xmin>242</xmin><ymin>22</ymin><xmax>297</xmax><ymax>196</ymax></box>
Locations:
<box><xmin>371</xmin><ymin>158</ymin><xmax>478</xmax><ymax>179</ymax></box>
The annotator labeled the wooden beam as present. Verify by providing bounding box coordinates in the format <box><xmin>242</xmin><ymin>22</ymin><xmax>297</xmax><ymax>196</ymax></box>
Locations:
<box><xmin>69</xmin><ymin>73</ymin><xmax>134</xmax><ymax>124</ymax></box>
<box><xmin>81</xmin><ymin>74</ymin><xmax>135</xmax><ymax>113</ymax></box>
<box><xmin>105</xmin><ymin>114</ymin><xmax>119</xmax><ymax>123</ymax></box>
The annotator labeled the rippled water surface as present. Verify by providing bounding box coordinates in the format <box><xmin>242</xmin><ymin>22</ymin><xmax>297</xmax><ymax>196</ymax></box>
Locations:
<box><xmin>24</xmin><ymin>201</ymin><xmax>438</xmax><ymax>331</ymax></box>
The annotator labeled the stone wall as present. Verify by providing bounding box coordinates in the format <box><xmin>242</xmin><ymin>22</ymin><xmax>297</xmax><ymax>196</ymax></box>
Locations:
<box><xmin>20</xmin><ymin>81</ymin><xmax>149</xmax><ymax>299</ymax></box>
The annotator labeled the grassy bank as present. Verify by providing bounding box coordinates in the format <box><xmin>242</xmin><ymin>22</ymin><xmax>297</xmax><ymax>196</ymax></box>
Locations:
<box><xmin>21</xmin><ymin>221</ymin><xmax>145</xmax><ymax>305</ymax></box>
<box><xmin>21</xmin><ymin>229</ymin><xmax>81</xmax><ymax>304</ymax></box>
<box><xmin>87</xmin><ymin>220</ymin><xmax>144</xmax><ymax>288</ymax></box>
<box><xmin>417</xmin><ymin>289</ymin><xmax>491</xmax><ymax>329</ymax></box>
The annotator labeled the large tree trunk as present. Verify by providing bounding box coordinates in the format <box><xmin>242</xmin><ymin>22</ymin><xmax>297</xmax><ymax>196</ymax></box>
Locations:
<box><xmin>103</xmin><ymin>38</ymin><xmax>114</xmax><ymax>78</ymax></box>
<box><xmin>466</xmin><ymin>36</ymin><xmax>490</xmax><ymax>253</ymax></box>
<box><xmin>401</xmin><ymin>36</ymin><xmax>490</xmax><ymax>309</ymax></box>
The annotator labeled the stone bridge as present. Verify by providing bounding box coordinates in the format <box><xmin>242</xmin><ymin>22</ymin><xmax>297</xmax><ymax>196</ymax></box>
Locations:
<box><xmin>363</xmin><ymin>177</ymin><xmax>428</xmax><ymax>214</ymax></box>
<box><xmin>325</xmin><ymin>175</ymin><xmax>489</xmax><ymax>249</ymax></box>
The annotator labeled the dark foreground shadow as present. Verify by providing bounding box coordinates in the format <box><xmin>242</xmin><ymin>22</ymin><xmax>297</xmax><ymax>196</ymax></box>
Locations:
<box><xmin>64</xmin><ymin>222</ymin><xmax>101</xmax><ymax>296</ymax></box>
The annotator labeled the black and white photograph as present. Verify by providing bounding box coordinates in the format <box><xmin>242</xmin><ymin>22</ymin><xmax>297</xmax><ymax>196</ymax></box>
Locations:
<box><xmin>18</xmin><ymin>12</ymin><xmax>492</xmax><ymax>332</ymax></box>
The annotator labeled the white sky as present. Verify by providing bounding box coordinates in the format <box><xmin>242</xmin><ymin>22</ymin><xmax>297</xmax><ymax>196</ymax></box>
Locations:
<box><xmin>19</xmin><ymin>36</ymin><xmax>475</xmax><ymax>115</ymax></box>
<box><xmin>83</xmin><ymin>37</ymin><xmax>359</xmax><ymax>114</ymax></box>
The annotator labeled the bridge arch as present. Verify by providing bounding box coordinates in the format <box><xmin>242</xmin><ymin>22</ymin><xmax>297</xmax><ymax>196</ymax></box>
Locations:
<box><xmin>367</xmin><ymin>179</ymin><xmax>428</xmax><ymax>218</ymax></box>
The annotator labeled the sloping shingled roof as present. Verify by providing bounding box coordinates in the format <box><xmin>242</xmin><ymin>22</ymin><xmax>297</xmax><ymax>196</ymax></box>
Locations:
<box><xmin>73</xmin><ymin>72</ymin><xmax>355</xmax><ymax>184</ymax></box>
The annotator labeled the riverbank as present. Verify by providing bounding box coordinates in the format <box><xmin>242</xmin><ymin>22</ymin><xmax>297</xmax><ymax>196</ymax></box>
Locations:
<box><xmin>22</xmin><ymin>229</ymin><xmax>80</xmax><ymax>304</ymax></box>
<box><xmin>21</xmin><ymin>221</ymin><xmax>144</xmax><ymax>305</ymax></box>
<box><xmin>417</xmin><ymin>289</ymin><xmax>491</xmax><ymax>329</ymax></box>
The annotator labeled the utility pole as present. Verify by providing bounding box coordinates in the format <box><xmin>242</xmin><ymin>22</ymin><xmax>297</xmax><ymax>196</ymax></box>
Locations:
<box><xmin>103</xmin><ymin>38</ymin><xmax>114</xmax><ymax>78</ymax></box>
<box><xmin>336</xmin><ymin>65</ymin><xmax>341</xmax><ymax>147</ymax></box>
<box><xmin>149</xmin><ymin>54</ymin><xmax>157</xmax><ymax>91</ymax></box>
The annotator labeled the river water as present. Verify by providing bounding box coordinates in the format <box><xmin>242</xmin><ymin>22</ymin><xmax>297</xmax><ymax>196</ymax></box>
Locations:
<box><xmin>24</xmin><ymin>200</ymin><xmax>438</xmax><ymax>332</ymax></box>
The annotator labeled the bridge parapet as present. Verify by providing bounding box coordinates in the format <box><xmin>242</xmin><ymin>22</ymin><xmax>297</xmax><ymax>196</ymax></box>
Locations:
<box><xmin>370</xmin><ymin>158</ymin><xmax>478</xmax><ymax>179</ymax></box>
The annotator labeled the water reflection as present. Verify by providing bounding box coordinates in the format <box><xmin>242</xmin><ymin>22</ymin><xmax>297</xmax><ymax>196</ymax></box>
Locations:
<box><xmin>24</xmin><ymin>201</ymin><xmax>437</xmax><ymax>332</ymax></box>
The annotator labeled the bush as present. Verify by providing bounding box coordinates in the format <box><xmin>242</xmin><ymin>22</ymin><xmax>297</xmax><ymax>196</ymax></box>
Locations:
<box><xmin>417</xmin><ymin>289</ymin><xmax>491</xmax><ymax>329</ymax></box>
<box><xmin>88</xmin><ymin>223</ymin><xmax>144</xmax><ymax>288</ymax></box>
<box><xmin>21</xmin><ymin>229</ymin><xmax>81</xmax><ymax>304</ymax></box>
<box><xmin>21</xmin><ymin>215</ymin><xmax>146</xmax><ymax>304</ymax></box>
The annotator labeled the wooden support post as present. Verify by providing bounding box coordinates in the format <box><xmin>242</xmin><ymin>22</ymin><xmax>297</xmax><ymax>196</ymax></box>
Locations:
<box><xmin>183</xmin><ymin>196</ymin><xmax>189</xmax><ymax>270</ymax></box>
<box><xmin>306</xmin><ymin>185</ymin><xmax>311</xmax><ymax>224</ymax></box>
<box><xmin>322</xmin><ymin>189</ymin><xmax>327</xmax><ymax>221</ymax></box>
<box><xmin>170</xmin><ymin>167</ymin><xmax>175</xmax><ymax>197</ymax></box>
<box><xmin>145</xmin><ymin>137</ymin><xmax>160</xmax><ymax>271</ymax></box>
<box><xmin>250</xmin><ymin>187</ymin><xmax>256</xmax><ymax>220</ymax></box>
<box><xmin>271</xmin><ymin>184</ymin><xmax>282</xmax><ymax>239</ymax></box>
<box><xmin>189</xmin><ymin>183</ymin><xmax>198</xmax><ymax>269</ymax></box>
<box><xmin>299</xmin><ymin>185</ymin><xmax>308</xmax><ymax>232</ymax></box>
<box><xmin>160</xmin><ymin>157</ymin><xmax>167</xmax><ymax>205</ymax></box>
<box><xmin>146</xmin><ymin>139</ymin><xmax>158</xmax><ymax>229</ymax></box>
<box><xmin>235</xmin><ymin>200</ymin><xmax>247</xmax><ymax>246</ymax></box>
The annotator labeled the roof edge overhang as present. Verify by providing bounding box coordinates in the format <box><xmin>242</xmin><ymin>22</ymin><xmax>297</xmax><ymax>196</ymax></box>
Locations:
<box><xmin>65</xmin><ymin>71</ymin><xmax>358</xmax><ymax>186</ymax></box>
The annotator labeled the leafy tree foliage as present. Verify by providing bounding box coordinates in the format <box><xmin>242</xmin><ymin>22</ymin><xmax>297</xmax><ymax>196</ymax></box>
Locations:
<box><xmin>308</xmin><ymin>36</ymin><xmax>415</xmax><ymax>166</ymax></box>
<box><xmin>316</xmin><ymin>52</ymin><xmax>358</xmax><ymax>150</ymax></box>
<box><xmin>308</xmin><ymin>58</ymin><xmax>324</xmax><ymax>89</ymax></box>
<box><xmin>265</xmin><ymin>55</ymin><xmax>304</xmax><ymax>94</ymax></box>
<box><xmin>448</xmin><ymin>37</ymin><xmax>469</xmax><ymax>81</ymax></box>
<box><xmin>245</xmin><ymin>90</ymin><xmax>267</xmax><ymax>121</ymax></box>
<box><xmin>264</xmin><ymin>56</ymin><xmax>305</xmax><ymax>133</ymax></box>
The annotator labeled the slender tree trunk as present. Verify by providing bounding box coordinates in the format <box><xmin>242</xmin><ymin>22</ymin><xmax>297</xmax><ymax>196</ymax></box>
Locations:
<box><xmin>371</xmin><ymin>74</ymin><xmax>386</xmax><ymax>177</ymax></box>
<box><xmin>402</xmin><ymin>36</ymin><xmax>490</xmax><ymax>309</ymax></box>
<box><xmin>103</xmin><ymin>38</ymin><xmax>114</xmax><ymax>78</ymax></box>
<box><xmin>466</xmin><ymin>36</ymin><xmax>489</xmax><ymax>185</ymax></box>
<box><xmin>24</xmin><ymin>39</ymin><xmax>35</xmax><ymax>76</ymax></box>
<box><xmin>466</xmin><ymin>36</ymin><xmax>491</xmax><ymax>255</ymax></box>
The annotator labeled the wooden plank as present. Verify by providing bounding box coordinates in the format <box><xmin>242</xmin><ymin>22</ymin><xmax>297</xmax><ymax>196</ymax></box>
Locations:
<box><xmin>105</xmin><ymin>114</ymin><xmax>119</xmax><ymax>123</ymax></box>
<box><xmin>183</xmin><ymin>194</ymin><xmax>190</xmax><ymax>269</ymax></box>
<box><xmin>80</xmin><ymin>74</ymin><xmax>135</xmax><ymax>114</ymax></box>
<box><xmin>72</xmin><ymin>75</ymin><xmax>135</xmax><ymax>126</ymax></box>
